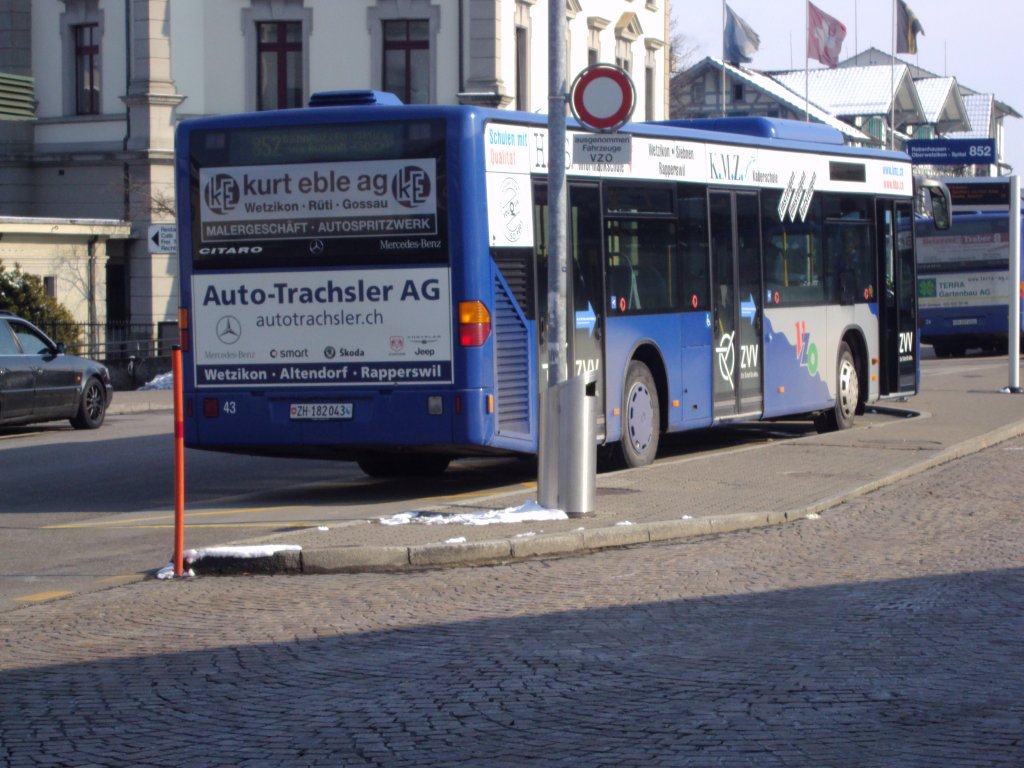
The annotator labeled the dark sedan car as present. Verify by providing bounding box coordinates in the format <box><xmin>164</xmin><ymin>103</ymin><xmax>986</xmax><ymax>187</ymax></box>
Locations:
<box><xmin>0</xmin><ymin>311</ymin><xmax>113</xmax><ymax>429</ymax></box>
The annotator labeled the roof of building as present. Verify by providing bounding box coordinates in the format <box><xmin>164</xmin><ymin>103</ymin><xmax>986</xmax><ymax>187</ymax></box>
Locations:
<box><xmin>771</xmin><ymin>65</ymin><xmax>925</xmax><ymax>128</ymax></box>
<box><xmin>691</xmin><ymin>57</ymin><xmax>870</xmax><ymax>143</ymax></box>
<box><xmin>912</xmin><ymin>77</ymin><xmax>970</xmax><ymax>132</ymax></box>
<box><xmin>946</xmin><ymin>92</ymin><xmax>995</xmax><ymax>139</ymax></box>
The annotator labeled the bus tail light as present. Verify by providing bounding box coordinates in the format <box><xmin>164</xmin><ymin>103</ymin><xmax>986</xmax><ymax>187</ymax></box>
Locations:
<box><xmin>458</xmin><ymin>301</ymin><xmax>491</xmax><ymax>346</ymax></box>
<box><xmin>178</xmin><ymin>307</ymin><xmax>190</xmax><ymax>352</ymax></box>
<box><xmin>203</xmin><ymin>398</ymin><xmax>219</xmax><ymax>418</ymax></box>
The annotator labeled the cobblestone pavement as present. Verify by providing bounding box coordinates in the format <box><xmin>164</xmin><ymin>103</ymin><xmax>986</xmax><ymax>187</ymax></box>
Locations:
<box><xmin>2</xmin><ymin>438</ymin><xmax>1023</xmax><ymax>767</ymax></box>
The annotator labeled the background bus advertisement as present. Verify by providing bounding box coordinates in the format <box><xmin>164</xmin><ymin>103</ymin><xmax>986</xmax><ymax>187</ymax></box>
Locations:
<box><xmin>918</xmin><ymin>271</ymin><xmax>1011</xmax><ymax>309</ymax></box>
<box><xmin>198</xmin><ymin>158</ymin><xmax>437</xmax><ymax>242</ymax></box>
<box><xmin>191</xmin><ymin>267</ymin><xmax>453</xmax><ymax>387</ymax></box>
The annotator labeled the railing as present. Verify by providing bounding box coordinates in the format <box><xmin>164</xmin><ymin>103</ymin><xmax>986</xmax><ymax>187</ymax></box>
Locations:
<box><xmin>40</xmin><ymin>321</ymin><xmax>179</xmax><ymax>362</ymax></box>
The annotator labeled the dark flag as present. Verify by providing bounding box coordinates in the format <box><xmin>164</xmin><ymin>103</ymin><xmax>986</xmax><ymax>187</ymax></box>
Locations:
<box><xmin>896</xmin><ymin>0</ymin><xmax>924</xmax><ymax>54</ymax></box>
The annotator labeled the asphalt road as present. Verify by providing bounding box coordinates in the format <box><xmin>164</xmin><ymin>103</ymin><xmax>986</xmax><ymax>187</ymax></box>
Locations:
<box><xmin>0</xmin><ymin>393</ymin><xmax>811</xmax><ymax>611</ymax></box>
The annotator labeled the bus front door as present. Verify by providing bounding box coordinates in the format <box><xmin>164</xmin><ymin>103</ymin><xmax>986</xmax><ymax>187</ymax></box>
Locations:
<box><xmin>569</xmin><ymin>184</ymin><xmax>606</xmax><ymax>438</ymax></box>
<box><xmin>710</xmin><ymin>190</ymin><xmax>764</xmax><ymax>419</ymax></box>
<box><xmin>877</xmin><ymin>200</ymin><xmax>918</xmax><ymax>395</ymax></box>
<box><xmin>533</xmin><ymin>182</ymin><xmax>607</xmax><ymax>440</ymax></box>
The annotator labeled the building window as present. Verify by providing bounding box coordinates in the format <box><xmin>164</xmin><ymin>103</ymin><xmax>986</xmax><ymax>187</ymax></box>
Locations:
<box><xmin>514</xmin><ymin>1</ymin><xmax>534</xmax><ymax>111</ymax></box>
<box><xmin>515</xmin><ymin>26</ymin><xmax>529</xmax><ymax>111</ymax></box>
<box><xmin>382</xmin><ymin>20</ymin><xmax>430</xmax><ymax>104</ymax></box>
<box><xmin>43</xmin><ymin>276</ymin><xmax>57</xmax><ymax>298</ymax></box>
<box><xmin>257</xmin><ymin>22</ymin><xmax>303</xmax><ymax>110</ymax></box>
<box><xmin>242</xmin><ymin>0</ymin><xmax>311</xmax><ymax>113</ymax></box>
<box><xmin>74</xmin><ymin>23</ymin><xmax>100</xmax><ymax>115</ymax></box>
<box><xmin>645</xmin><ymin>65</ymin><xmax>655</xmax><ymax>120</ymax></box>
<box><xmin>588</xmin><ymin>16</ymin><xmax>609</xmax><ymax>66</ymax></box>
<box><xmin>615</xmin><ymin>45</ymin><xmax>632</xmax><ymax>74</ymax></box>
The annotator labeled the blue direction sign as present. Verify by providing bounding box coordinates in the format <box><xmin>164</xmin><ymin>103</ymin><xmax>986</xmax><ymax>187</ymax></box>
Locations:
<box><xmin>905</xmin><ymin>138</ymin><xmax>996</xmax><ymax>165</ymax></box>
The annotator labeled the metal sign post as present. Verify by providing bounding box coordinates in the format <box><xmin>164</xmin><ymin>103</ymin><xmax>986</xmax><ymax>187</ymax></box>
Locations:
<box><xmin>538</xmin><ymin>0</ymin><xmax>569</xmax><ymax>511</ymax></box>
<box><xmin>1008</xmin><ymin>175</ymin><xmax>1022</xmax><ymax>393</ymax></box>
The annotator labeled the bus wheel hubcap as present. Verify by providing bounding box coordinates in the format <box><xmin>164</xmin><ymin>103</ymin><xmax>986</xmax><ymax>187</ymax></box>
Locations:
<box><xmin>628</xmin><ymin>383</ymin><xmax>654</xmax><ymax>451</ymax></box>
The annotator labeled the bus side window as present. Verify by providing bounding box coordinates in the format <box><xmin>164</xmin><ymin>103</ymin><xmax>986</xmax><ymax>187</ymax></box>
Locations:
<box><xmin>678</xmin><ymin>187</ymin><xmax>709</xmax><ymax>311</ymax></box>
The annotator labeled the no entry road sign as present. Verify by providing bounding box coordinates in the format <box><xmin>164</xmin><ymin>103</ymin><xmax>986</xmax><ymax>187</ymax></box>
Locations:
<box><xmin>570</xmin><ymin>64</ymin><xmax>635</xmax><ymax>133</ymax></box>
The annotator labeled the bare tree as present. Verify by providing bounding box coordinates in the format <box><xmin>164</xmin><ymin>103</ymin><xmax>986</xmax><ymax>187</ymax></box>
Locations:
<box><xmin>668</xmin><ymin>15</ymin><xmax>701</xmax><ymax>118</ymax></box>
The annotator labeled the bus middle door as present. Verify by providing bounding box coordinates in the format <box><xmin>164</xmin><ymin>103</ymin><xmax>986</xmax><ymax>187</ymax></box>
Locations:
<box><xmin>709</xmin><ymin>190</ymin><xmax>764</xmax><ymax>419</ymax></box>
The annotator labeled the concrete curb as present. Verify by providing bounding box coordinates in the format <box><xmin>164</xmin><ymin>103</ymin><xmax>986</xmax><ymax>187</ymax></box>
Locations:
<box><xmin>186</xmin><ymin>418</ymin><xmax>1024</xmax><ymax>578</ymax></box>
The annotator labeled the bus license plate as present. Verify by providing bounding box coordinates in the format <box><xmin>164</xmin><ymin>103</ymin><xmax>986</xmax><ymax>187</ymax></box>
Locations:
<box><xmin>290</xmin><ymin>403</ymin><xmax>353</xmax><ymax>420</ymax></box>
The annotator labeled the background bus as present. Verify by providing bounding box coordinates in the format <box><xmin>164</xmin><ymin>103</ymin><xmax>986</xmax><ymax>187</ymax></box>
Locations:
<box><xmin>175</xmin><ymin>91</ymin><xmax>946</xmax><ymax>476</ymax></box>
<box><xmin>917</xmin><ymin>210</ymin><xmax>1023</xmax><ymax>357</ymax></box>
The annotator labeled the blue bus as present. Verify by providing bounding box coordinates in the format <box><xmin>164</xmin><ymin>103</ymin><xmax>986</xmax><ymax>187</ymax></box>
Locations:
<box><xmin>174</xmin><ymin>91</ymin><xmax>947</xmax><ymax>476</ymax></box>
<box><xmin>917</xmin><ymin>211</ymin><xmax>1023</xmax><ymax>357</ymax></box>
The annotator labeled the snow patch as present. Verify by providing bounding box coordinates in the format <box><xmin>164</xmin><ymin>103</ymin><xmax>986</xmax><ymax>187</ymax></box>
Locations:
<box><xmin>380</xmin><ymin>500</ymin><xmax>567</xmax><ymax>526</ymax></box>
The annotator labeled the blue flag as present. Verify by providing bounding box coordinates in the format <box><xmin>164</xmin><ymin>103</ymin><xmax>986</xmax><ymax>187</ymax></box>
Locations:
<box><xmin>724</xmin><ymin>4</ymin><xmax>760</xmax><ymax>64</ymax></box>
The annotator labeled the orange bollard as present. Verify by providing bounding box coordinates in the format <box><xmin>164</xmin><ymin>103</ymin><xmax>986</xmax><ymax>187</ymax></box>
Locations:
<box><xmin>172</xmin><ymin>347</ymin><xmax>185</xmax><ymax>577</ymax></box>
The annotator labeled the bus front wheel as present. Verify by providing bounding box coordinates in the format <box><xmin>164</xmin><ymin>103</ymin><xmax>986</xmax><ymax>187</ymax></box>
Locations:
<box><xmin>616</xmin><ymin>360</ymin><xmax>660</xmax><ymax>468</ymax></box>
<box><xmin>815</xmin><ymin>342</ymin><xmax>858</xmax><ymax>433</ymax></box>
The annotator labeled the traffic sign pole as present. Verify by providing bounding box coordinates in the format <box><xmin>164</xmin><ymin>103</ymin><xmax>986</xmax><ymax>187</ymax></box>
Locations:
<box><xmin>538</xmin><ymin>0</ymin><xmax>569</xmax><ymax>511</ymax></box>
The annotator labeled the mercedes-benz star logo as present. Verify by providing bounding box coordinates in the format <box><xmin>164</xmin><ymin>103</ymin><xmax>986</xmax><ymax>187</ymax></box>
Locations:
<box><xmin>309</xmin><ymin>239</ymin><xmax>325</xmax><ymax>255</ymax></box>
<box><xmin>216</xmin><ymin>315</ymin><xmax>242</xmax><ymax>345</ymax></box>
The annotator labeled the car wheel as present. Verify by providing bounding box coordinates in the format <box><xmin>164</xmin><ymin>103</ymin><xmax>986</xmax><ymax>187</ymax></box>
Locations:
<box><xmin>815</xmin><ymin>342</ymin><xmax>858</xmax><ymax>433</ymax></box>
<box><xmin>70</xmin><ymin>377</ymin><xmax>107</xmax><ymax>430</ymax></box>
<box><xmin>615</xmin><ymin>360</ymin><xmax>660</xmax><ymax>468</ymax></box>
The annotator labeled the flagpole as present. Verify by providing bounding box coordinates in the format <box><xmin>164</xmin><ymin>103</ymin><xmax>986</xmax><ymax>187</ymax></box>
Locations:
<box><xmin>891</xmin><ymin>0</ymin><xmax>896</xmax><ymax>150</ymax></box>
<box><xmin>721</xmin><ymin>0</ymin><xmax>726</xmax><ymax>117</ymax></box>
<box><xmin>854</xmin><ymin>0</ymin><xmax>858</xmax><ymax>57</ymax></box>
<box><xmin>804</xmin><ymin>0</ymin><xmax>809</xmax><ymax>121</ymax></box>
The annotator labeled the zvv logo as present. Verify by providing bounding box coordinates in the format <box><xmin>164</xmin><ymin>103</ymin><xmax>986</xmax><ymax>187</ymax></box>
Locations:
<box><xmin>392</xmin><ymin>166</ymin><xmax>431</xmax><ymax>208</ymax></box>
<box><xmin>898</xmin><ymin>331</ymin><xmax>914</xmax><ymax>355</ymax></box>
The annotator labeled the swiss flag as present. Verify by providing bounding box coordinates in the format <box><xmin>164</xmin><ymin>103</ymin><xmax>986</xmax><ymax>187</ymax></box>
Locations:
<box><xmin>807</xmin><ymin>1</ymin><xmax>847</xmax><ymax>68</ymax></box>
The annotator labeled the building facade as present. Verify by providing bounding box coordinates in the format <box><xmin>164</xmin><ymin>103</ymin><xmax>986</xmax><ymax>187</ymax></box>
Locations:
<box><xmin>0</xmin><ymin>0</ymin><xmax>670</xmax><ymax>338</ymax></box>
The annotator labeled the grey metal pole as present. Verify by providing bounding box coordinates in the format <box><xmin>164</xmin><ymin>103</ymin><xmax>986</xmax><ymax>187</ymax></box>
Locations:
<box><xmin>1008</xmin><ymin>174</ymin><xmax>1021</xmax><ymax>393</ymax></box>
<box><xmin>538</xmin><ymin>0</ymin><xmax>569</xmax><ymax>508</ymax></box>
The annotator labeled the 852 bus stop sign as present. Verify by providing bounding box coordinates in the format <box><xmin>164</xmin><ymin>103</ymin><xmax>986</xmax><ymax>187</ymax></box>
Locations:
<box><xmin>570</xmin><ymin>64</ymin><xmax>635</xmax><ymax>133</ymax></box>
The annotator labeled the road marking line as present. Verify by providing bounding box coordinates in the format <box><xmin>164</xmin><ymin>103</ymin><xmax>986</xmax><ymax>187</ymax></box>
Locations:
<box><xmin>14</xmin><ymin>590</ymin><xmax>73</xmax><ymax>603</ymax></box>
<box><xmin>96</xmin><ymin>574</ymin><xmax>145</xmax><ymax>585</ymax></box>
<box><xmin>42</xmin><ymin>506</ymin><xmax>303</xmax><ymax>529</ymax></box>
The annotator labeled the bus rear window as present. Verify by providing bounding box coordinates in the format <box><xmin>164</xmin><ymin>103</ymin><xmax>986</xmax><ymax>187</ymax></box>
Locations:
<box><xmin>188</xmin><ymin>120</ymin><xmax>447</xmax><ymax>269</ymax></box>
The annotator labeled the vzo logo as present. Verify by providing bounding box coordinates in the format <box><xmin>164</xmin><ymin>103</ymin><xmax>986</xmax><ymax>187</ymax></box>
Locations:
<box><xmin>795</xmin><ymin>321</ymin><xmax>819</xmax><ymax>376</ymax></box>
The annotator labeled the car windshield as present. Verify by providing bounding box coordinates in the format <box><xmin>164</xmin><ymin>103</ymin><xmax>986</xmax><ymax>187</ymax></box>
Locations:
<box><xmin>11</xmin><ymin>322</ymin><xmax>53</xmax><ymax>355</ymax></box>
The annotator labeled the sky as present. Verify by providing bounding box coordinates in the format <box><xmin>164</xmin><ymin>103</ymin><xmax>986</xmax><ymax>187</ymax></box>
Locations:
<box><xmin>670</xmin><ymin>0</ymin><xmax>1024</xmax><ymax>174</ymax></box>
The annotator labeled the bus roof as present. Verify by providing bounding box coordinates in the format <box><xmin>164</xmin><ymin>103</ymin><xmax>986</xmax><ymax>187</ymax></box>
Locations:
<box><xmin>177</xmin><ymin>90</ymin><xmax>910</xmax><ymax>165</ymax></box>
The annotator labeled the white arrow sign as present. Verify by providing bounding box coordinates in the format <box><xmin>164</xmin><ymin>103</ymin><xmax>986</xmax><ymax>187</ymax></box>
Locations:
<box><xmin>148</xmin><ymin>224</ymin><xmax>177</xmax><ymax>254</ymax></box>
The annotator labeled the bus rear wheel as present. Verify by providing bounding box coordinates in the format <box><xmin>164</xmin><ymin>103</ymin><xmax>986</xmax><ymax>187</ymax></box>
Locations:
<box><xmin>615</xmin><ymin>360</ymin><xmax>660</xmax><ymax>468</ymax></box>
<box><xmin>815</xmin><ymin>342</ymin><xmax>858</xmax><ymax>433</ymax></box>
<box><xmin>356</xmin><ymin>452</ymin><xmax>451</xmax><ymax>478</ymax></box>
